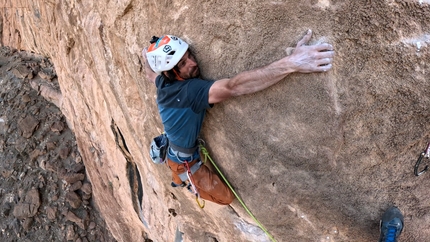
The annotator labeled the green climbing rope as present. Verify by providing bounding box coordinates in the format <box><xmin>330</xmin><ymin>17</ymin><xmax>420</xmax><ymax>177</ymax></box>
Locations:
<box><xmin>199</xmin><ymin>144</ymin><xmax>277</xmax><ymax>242</ymax></box>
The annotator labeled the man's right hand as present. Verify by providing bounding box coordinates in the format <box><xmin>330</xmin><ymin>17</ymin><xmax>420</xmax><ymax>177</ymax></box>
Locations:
<box><xmin>142</xmin><ymin>48</ymin><xmax>158</xmax><ymax>84</ymax></box>
<box><xmin>286</xmin><ymin>29</ymin><xmax>335</xmax><ymax>73</ymax></box>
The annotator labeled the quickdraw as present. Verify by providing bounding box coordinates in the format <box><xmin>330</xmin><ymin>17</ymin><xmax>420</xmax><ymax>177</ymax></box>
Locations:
<box><xmin>183</xmin><ymin>160</ymin><xmax>205</xmax><ymax>208</ymax></box>
<box><xmin>414</xmin><ymin>141</ymin><xmax>430</xmax><ymax>176</ymax></box>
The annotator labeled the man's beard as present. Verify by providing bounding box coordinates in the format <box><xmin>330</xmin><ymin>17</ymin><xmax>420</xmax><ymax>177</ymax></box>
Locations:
<box><xmin>191</xmin><ymin>67</ymin><xmax>200</xmax><ymax>78</ymax></box>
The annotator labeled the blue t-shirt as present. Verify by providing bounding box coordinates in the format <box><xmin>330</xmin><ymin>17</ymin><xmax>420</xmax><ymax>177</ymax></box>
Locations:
<box><xmin>156</xmin><ymin>75</ymin><xmax>215</xmax><ymax>160</ymax></box>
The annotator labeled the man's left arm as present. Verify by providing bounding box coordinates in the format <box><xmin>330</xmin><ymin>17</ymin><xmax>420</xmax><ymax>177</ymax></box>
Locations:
<box><xmin>208</xmin><ymin>30</ymin><xmax>334</xmax><ymax>104</ymax></box>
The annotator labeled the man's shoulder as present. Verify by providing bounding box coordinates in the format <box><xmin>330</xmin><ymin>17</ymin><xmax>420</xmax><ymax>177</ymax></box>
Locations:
<box><xmin>186</xmin><ymin>77</ymin><xmax>215</xmax><ymax>87</ymax></box>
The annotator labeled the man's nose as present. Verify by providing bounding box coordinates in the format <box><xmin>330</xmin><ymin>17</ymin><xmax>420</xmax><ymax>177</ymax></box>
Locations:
<box><xmin>187</xmin><ymin>58</ymin><xmax>197</xmax><ymax>67</ymax></box>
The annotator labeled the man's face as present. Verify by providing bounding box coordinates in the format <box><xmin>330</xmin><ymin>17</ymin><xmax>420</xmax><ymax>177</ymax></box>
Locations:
<box><xmin>176</xmin><ymin>50</ymin><xmax>200</xmax><ymax>79</ymax></box>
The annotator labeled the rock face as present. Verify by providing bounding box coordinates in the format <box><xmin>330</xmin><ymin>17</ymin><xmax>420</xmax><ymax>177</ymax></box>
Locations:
<box><xmin>1</xmin><ymin>0</ymin><xmax>430</xmax><ymax>241</ymax></box>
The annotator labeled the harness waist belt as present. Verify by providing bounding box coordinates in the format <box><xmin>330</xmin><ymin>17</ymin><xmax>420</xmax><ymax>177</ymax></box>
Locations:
<box><xmin>168</xmin><ymin>147</ymin><xmax>195</xmax><ymax>158</ymax></box>
<box><xmin>169</xmin><ymin>141</ymin><xmax>198</xmax><ymax>155</ymax></box>
<box><xmin>178</xmin><ymin>161</ymin><xmax>202</xmax><ymax>182</ymax></box>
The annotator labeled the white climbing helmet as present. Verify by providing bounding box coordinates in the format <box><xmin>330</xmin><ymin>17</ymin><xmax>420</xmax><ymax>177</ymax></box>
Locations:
<box><xmin>146</xmin><ymin>35</ymin><xmax>189</xmax><ymax>74</ymax></box>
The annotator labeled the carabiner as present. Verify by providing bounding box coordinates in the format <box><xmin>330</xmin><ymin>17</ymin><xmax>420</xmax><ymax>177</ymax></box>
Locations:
<box><xmin>414</xmin><ymin>142</ymin><xmax>430</xmax><ymax>176</ymax></box>
<box><xmin>195</xmin><ymin>195</ymin><xmax>205</xmax><ymax>208</ymax></box>
<box><xmin>414</xmin><ymin>152</ymin><xmax>429</xmax><ymax>176</ymax></box>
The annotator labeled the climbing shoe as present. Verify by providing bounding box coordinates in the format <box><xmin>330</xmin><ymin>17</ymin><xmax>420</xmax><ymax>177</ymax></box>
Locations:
<box><xmin>379</xmin><ymin>206</ymin><xmax>404</xmax><ymax>242</ymax></box>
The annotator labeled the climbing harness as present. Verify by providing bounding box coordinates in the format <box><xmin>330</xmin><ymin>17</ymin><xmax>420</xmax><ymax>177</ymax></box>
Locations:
<box><xmin>414</xmin><ymin>141</ymin><xmax>430</xmax><ymax>176</ymax></box>
<box><xmin>198</xmin><ymin>140</ymin><xmax>277</xmax><ymax>242</ymax></box>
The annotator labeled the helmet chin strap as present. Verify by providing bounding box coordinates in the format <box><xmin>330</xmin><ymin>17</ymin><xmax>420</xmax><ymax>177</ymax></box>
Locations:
<box><xmin>172</xmin><ymin>68</ymin><xmax>184</xmax><ymax>81</ymax></box>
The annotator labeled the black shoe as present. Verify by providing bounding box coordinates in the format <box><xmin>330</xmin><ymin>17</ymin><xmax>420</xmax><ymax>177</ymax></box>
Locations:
<box><xmin>379</xmin><ymin>206</ymin><xmax>404</xmax><ymax>242</ymax></box>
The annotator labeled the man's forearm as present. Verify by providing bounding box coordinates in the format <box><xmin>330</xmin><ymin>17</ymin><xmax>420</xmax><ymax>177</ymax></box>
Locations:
<box><xmin>226</xmin><ymin>57</ymin><xmax>294</xmax><ymax>97</ymax></box>
<box><xmin>208</xmin><ymin>30</ymin><xmax>334</xmax><ymax>104</ymax></box>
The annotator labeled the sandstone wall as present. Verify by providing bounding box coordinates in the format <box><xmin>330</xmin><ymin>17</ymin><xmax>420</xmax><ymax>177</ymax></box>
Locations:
<box><xmin>1</xmin><ymin>0</ymin><xmax>430</xmax><ymax>241</ymax></box>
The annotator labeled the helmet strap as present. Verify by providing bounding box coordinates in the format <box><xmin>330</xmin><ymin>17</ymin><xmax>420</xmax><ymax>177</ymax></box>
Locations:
<box><xmin>172</xmin><ymin>68</ymin><xmax>184</xmax><ymax>81</ymax></box>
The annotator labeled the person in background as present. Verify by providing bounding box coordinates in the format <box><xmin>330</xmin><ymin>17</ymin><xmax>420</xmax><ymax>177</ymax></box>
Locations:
<box><xmin>379</xmin><ymin>206</ymin><xmax>404</xmax><ymax>242</ymax></box>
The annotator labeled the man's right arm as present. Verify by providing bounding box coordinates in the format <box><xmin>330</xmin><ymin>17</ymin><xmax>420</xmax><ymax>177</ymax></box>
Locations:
<box><xmin>208</xmin><ymin>30</ymin><xmax>334</xmax><ymax>104</ymax></box>
<box><xmin>142</xmin><ymin>48</ymin><xmax>158</xmax><ymax>84</ymax></box>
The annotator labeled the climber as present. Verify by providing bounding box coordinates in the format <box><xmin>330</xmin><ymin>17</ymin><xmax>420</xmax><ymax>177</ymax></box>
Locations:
<box><xmin>142</xmin><ymin>30</ymin><xmax>334</xmax><ymax>205</ymax></box>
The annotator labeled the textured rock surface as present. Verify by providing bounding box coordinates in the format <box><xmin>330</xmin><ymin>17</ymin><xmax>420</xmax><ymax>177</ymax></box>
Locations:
<box><xmin>1</xmin><ymin>0</ymin><xmax>430</xmax><ymax>241</ymax></box>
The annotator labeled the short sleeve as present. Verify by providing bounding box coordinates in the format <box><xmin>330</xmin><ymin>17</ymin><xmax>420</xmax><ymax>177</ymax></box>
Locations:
<box><xmin>186</xmin><ymin>79</ymin><xmax>215</xmax><ymax>113</ymax></box>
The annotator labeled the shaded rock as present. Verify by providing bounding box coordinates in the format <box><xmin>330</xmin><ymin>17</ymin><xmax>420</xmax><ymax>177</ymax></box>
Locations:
<box><xmin>65</xmin><ymin>191</ymin><xmax>82</xmax><ymax>209</ymax></box>
<box><xmin>50</xmin><ymin>194</ymin><xmax>59</xmax><ymax>202</ymax></box>
<box><xmin>13</xmin><ymin>203</ymin><xmax>36</xmax><ymax>219</ymax></box>
<box><xmin>22</xmin><ymin>217</ymin><xmax>33</xmax><ymax>232</ymax></box>
<box><xmin>65</xmin><ymin>211</ymin><xmax>85</xmax><ymax>230</ymax></box>
<box><xmin>29</xmin><ymin>149</ymin><xmax>44</xmax><ymax>161</ymax></box>
<box><xmin>66</xmin><ymin>224</ymin><xmax>76</xmax><ymax>241</ymax></box>
<box><xmin>12</xmin><ymin>188</ymin><xmax>40</xmax><ymax>219</ymax></box>
<box><xmin>70</xmin><ymin>163</ymin><xmax>85</xmax><ymax>173</ymax></box>
<box><xmin>69</xmin><ymin>181</ymin><xmax>83</xmax><ymax>191</ymax></box>
<box><xmin>36</xmin><ymin>155</ymin><xmax>47</xmax><ymax>170</ymax></box>
<box><xmin>45</xmin><ymin>160</ymin><xmax>58</xmax><ymax>172</ymax></box>
<box><xmin>59</xmin><ymin>146</ymin><xmax>70</xmax><ymax>159</ymax></box>
<box><xmin>46</xmin><ymin>206</ymin><xmax>57</xmax><ymax>220</ymax></box>
<box><xmin>14</xmin><ymin>137</ymin><xmax>27</xmax><ymax>153</ymax></box>
<box><xmin>21</xmin><ymin>94</ymin><xmax>31</xmax><ymax>103</ymax></box>
<box><xmin>88</xmin><ymin>222</ymin><xmax>96</xmax><ymax>230</ymax></box>
<box><xmin>38</xmin><ymin>68</ymin><xmax>55</xmax><ymax>80</ymax></box>
<box><xmin>1</xmin><ymin>203</ymin><xmax>12</xmax><ymax>216</ymax></box>
<box><xmin>82</xmin><ymin>193</ymin><xmax>92</xmax><ymax>200</ymax></box>
<box><xmin>46</xmin><ymin>141</ymin><xmax>56</xmax><ymax>151</ymax></box>
<box><xmin>1</xmin><ymin>168</ymin><xmax>13</xmax><ymax>178</ymax></box>
<box><xmin>0</xmin><ymin>117</ymin><xmax>6</xmax><ymax>135</ymax></box>
<box><xmin>61</xmin><ymin>173</ymin><xmax>85</xmax><ymax>184</ymax></box>
<box><xmin>17</xmin><ymin>115</ymin><xmax>39</xmax><ymax>138</ymax></box>
<box><xmin>80</xmin><ymin>182</ymin><xmax>92</xmax><ymax>195</ymax></box>
<box><xmin>11</xmin><ymin>65</ymin><xmax>32</xmax><ymax>79</ymax></box>
<box><xmin>51</xmin><ymin>121</ymin><xmax>64</xmax><ymax>133</ymax></box>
